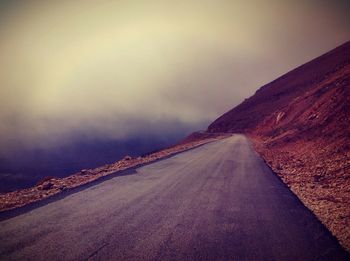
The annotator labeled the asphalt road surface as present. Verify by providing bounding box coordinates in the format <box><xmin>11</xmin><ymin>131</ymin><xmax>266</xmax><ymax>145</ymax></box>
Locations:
<box><xmin>0</xmin><ymin>135</ymin><xmax>348</xmax><ymax>261</ymax></box>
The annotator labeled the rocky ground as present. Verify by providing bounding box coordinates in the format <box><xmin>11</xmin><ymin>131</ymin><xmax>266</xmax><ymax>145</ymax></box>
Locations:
<box><xmin>251</xmin><ymin>136</ymin><xmax>350</xmax><ymax>252</ymax></box>
<box><xmin>0</xmin><ymin>133</ymin><xmax>229</xmax><ymax>213</ymax></box>
<box><xmin>206</xmin><ymin>42</ymin><xmax>350</xmax><ymax>252</ymax></box>
<box><xmin>249</xmin><ymin>64</ymin><xmax>350</xmax><ymax>251</ymax></box>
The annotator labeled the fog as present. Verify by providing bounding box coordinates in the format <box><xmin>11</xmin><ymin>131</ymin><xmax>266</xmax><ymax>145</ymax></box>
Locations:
<box><xmin>0</xmin><ymin>0</ymin><xmax>349</xmax><ymax>191</ymax></box>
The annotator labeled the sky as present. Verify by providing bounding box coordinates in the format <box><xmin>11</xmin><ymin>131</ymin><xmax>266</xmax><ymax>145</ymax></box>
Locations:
<box><xmin>0</xmin><ymin>0</ymin><xmax>349</xmax><ymax>151</ymax></box>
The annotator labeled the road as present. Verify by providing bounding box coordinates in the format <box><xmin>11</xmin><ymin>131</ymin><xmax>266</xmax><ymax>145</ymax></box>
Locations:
<box><xmin>0</xmin><ymin>135</ymin><xmax>348</xmax><ymax>260</ymax></box>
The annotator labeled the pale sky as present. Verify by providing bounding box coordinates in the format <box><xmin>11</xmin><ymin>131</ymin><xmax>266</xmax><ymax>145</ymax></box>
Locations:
<box><xmin>0</xmin><ymin>0</ymin><xmax>349</xmax><ymax>149</ymax></box>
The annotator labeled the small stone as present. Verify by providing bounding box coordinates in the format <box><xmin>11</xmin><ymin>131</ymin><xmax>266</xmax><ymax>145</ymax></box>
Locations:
<box><xmin>123</xmin><ymin>155</ymin><xmax>132</xmax><ymax>161</ymax></box>
<box><xmin>80</xmin><ymin>169</ymin><xmax>89</xmax><ymax>175</ymax></box>
<box><xmin>38</xmin><ymin>182</ymin><xmax>54</xmax><ymax>190</ymax></box>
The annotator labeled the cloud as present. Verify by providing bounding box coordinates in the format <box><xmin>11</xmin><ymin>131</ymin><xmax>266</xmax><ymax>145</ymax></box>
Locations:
<box><xmin>0</xmin><ymin>0</ymin><xmax>349</xmax><ymax>151</ymax></box>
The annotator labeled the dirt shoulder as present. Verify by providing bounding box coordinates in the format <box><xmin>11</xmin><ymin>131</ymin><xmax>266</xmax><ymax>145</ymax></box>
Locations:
<box><xmin>250</xmin><ymin>135</ymin><xmax>350</xmax><ymax>252</ymax></box>
<box><xmin>0</xmin><ymin>133</ymin><xmax>230</xmax><ymax>213</ymax></box>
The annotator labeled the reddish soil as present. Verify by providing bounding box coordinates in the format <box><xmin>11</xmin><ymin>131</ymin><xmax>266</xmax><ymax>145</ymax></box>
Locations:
<box><xmin>0</xmin><ymin>133</ymin><xmax>230</xmax><ymax>213</ymax></box>
<box><xmin>208</xmin><ymin>41</ymin><xmax>350</xmax><ymax>251</ymax></box>
<box><xmin>208</xmin><ymin>42</ymin><xmax>350</xmax><ymax>133</ymax></box>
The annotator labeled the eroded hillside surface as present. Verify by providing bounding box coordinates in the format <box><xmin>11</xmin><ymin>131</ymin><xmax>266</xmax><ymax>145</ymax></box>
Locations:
<box><xmin>209</xmin><ymin>42</ymin><xmax>350</xmax><ymax>251</ymax></box>
<box><xmin>252</xmin><ymin>65</ymin><xmax>350</xmax><ymax>251</ymax></box>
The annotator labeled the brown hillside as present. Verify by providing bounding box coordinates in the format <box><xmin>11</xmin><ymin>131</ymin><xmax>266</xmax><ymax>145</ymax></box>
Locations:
<box><xmin>252</xmin><ymin>63</ymin><xmax>350</xmax><ymax>252</ymax></box>
<box><xmin>207</xmin><ymin>41</ymin><xmax>350</xmax><ymax>251</ymax></box>
<box><xmin>208</xmin><ymin>41</ymin><xmax>350</xmax><ymax>133</ymax></box>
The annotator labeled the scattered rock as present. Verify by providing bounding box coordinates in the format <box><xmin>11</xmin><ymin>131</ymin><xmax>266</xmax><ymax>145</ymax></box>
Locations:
<box><xmin>123</xmin><ymin>155</ymin><xmax>132</xmax><ymax>161</ymax></box>
<box><xmin>276</xmin><ymin>163</ymin><xmax>283</xmax><ymax>170</ymax></box>
<box><xmin>36</xmin><ymin>176</ymin><xmax>57</xmax><ymax>186</ymax></box>
<box><xmin>80</xmin><ymin>169</ymin><xmax>90</xmax><ymax>175</ymax></box>
<box><xmin>313</xmin><ymin>174</ymin><xmax>323</xmax><ymax>182</ymax></box>
<box><xmin>38</xmin><ymin>182</ymin><xmax>54</xmax><ymax>191</ymax></box>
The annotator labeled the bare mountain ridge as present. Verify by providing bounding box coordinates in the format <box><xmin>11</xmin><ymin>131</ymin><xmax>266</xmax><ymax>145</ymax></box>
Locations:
<box><xmin>208</xmin><ymin>41</ymin><xmax>350</xmax><ymax>133</ymax></box>
<box><xmin>207</xmin><ymin>41</ymin><xmax>350</xmax><ymax>251</ymax></box>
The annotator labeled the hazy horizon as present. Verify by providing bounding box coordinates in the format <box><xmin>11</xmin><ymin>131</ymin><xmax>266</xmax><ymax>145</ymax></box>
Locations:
<box><xmin>1</xmin><ymin>0</ymin><xmax>349</xmax><ymax>152</ymax></box>
<box><xmin>0</xmin><ymin>0</ymin><xmax>349</xmax><ymax>191</ymax></box>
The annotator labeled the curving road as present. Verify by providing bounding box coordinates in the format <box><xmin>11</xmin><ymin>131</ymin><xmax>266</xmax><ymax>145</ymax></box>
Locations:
<box><xmin>0</xmin><ymin>135</ymin><xmax>348</xmax><ymax>260</ymax></box>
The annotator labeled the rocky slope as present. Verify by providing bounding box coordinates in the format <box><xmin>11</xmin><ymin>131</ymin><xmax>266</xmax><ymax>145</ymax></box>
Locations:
<box><xmin>208</xmin><ymin>41</ymin><xmax>350</xmax><ymax>251</ymax></box>
<box><xmin>208</xmin><ymin>42</ymin><xmax>350</xmax><ymax>133</ymax></box>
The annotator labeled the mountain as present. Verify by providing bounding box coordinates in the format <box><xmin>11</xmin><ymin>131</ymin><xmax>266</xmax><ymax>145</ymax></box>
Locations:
<box><xmin>208</xmin><ymin>41</ymin><xmax>350</xmax><ymax>133</ymax></box>
<box><xmin>207</xmin><ymin>41</ymin><xmax>350</xmax><ymax>251</ymax></box>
